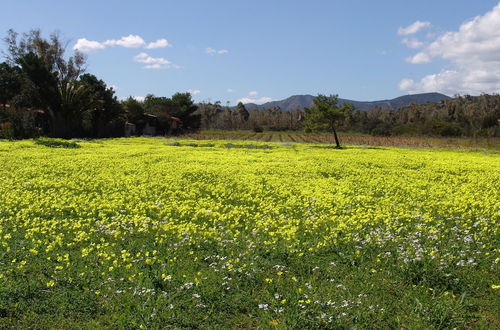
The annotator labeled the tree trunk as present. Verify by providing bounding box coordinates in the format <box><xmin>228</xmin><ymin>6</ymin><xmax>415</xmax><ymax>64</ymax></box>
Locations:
<box><xmin>332</xmin><ymin>126</ymin><xmax>341</xmax><ymax>149</ymax></box>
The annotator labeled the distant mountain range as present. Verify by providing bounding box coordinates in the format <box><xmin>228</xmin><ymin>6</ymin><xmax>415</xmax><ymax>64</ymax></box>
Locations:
<box><xmin>242</xmin><ymin>92</ymin><xmax>451</xmax><ymax>111</ymax></box>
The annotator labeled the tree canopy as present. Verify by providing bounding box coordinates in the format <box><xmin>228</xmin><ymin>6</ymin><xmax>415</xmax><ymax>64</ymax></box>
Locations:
<box><xmin>304</xmin><ymin>94</ymin><xmax>354</xmax><ymax>148</ymax></box>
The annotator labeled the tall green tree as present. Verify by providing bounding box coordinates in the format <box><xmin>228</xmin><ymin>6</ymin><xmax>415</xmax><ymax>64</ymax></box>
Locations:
<box><xmin>304</xmin><ymin>94</ymin><xmax>353</xmax><ymax>148</ymax></box>
<box><xmin>3</xmin><ymin>29</ymin><xmax>85</xmax><ymax>83</ymax></box>
<box><xmin>15</xmin><ymin>53</ymin><xmax>93</xmax><ymax>137</ymax></box>
<box><xmin>0</xmin><ymin>62</ymin><xmax>22</xmax><ymax>110</ymax></box>
<box><xmin>122</xmin><ymin>97</ymin><xmax>145</xmax><ymax>123</ymax></box>
<box><xmin>3</xmin><ymin>29</ymin><xmax>88</xmax><ymax>137</ymax></box>
<box><xmin>171</xmin><ymin>92</ymin><xmax>200</xmax><ymax>131</ymax></box>
<box><xmin>80</xmin><ymin>74</ymin><xmax>124</xmax><ymax>137</ymax></box>
<box><xmin>141</xmin><ymin>92</ymin><xmax>200</xmax><ymax>133</ymax></box>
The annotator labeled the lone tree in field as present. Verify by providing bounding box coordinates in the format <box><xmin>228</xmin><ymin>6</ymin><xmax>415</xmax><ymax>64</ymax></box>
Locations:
<box><xmin>304</xmin><ymin>94</ymin><xmax>353</xmax><ymax>148</ymax></box>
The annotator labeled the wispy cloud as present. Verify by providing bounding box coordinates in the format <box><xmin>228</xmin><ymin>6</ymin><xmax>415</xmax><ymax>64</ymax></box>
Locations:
<box><xmin>401</xmin><ymin>37</ymin><xmax>424</xmax><ymax>49</ymax></box>
<box><xmin>187</xmin><ymin>89</ymin><xmax>201</xmax><ymax>95</ymax></box>
<box><xmin>205</xmin><ymin>47</ymin><xmax>229</xmax><ymax>55</ymax></box>
<box><xmin>398</xmin><ymin>21</ymin><xmax>431</xmax><ymax>35</ymax></box>
<box><xmin>399</xmin><ymin>3</ymin><xmax>500</xmax><ymax>95</ymax></box>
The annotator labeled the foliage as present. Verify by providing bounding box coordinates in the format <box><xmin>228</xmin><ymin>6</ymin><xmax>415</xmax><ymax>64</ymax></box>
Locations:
<box><xmin>33</xmin><ymin>137</ymin><xmax>80</xmax><ymax>148</ymax></box>
<box><xmin>3</xmin><ymin>29</ymin><xmax>85</xmax><ymax>82</ymax></box>
<box><xmin>304</xmin><ymin>94</ymin><xmax>354</xmax><ymax>147</ymax></box>
<box><xmin>0</xmin><ymin>122</ymin><xmax>14</xmax><ymax>139</ymax></box>
<box><xmin>347</xmin><ymin>95</ymin><xmax>500</xmax><ymax>137</ymax></box>
<box><xmin>141</xmin><ymin>92</ymin><xmax>200</xmax><ymax>133</ymax></box>
<box><xmin>0</xmin><ymin>138</ymin><xmax>498</xmax><ymax>328</ymax></box>
<box><xmin>0</xmin><ymin>62</ymin><xmax>22</xmax><ymax>109</ymax></box>
<box><xmin>196</xmin><ymin>102</ymin><xmax>303</xmax><ymax>131</ymax></box>
<box><xmin>122</xmin><ymin>97</ymin><xmax>145</xmax><ymax>123</ymax></box>
<box><xmin>304</xmin><ymin>95</ymin><xmax>352</xmax><ymax>131</ymax></box>
<box><xmin>195</xmin><ymin>94</ymin><xmax>500</xmax><ymax>138</ymax></box>
<box><xmin>236</xmin><ymin>102</ymin><xmax>249</xmax><ymax>121</ymax></box>
<box><xmin>79</xmin><ymin>74</ymin><xmax>125</xmax><ymax>137</ymax></box>
<box><xmin>0</xmin><ymin>29</ymin><xmax>125</xmax><ymax>139</ymax></box>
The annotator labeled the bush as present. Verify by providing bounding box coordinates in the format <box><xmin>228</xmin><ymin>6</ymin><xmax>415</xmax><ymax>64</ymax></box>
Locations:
<box><xmin>430</xmin><ymin>121</ymin><xmax>463</xmax><ymax>137</ymax></box>
<box><xmin>370</xmin><ymin>123</ymin><xmax>392</xmax><ymax>136</ymax></box>
<box><xmin>0</xmin><ymin>122</ymin><xmax>14</xmax><ymax>140</ymax></box>
<box><xmin>252</xmin><ymin>126</ymin><xmax>263</xmax><ymax>133</ymax></box>
<box><xmin>34</xmin><ymin>138</ymin><xmax>81</xmax><ymax>148</ymax></box>
<box><xmin>223</xmin><ymin>143</ymin><xmax>271</xmax><ymax>149</ymax></box>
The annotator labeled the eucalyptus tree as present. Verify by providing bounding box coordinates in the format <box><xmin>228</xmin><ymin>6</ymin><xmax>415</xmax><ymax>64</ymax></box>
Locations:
<box><xmin>3</xmin><ymin>29</ymin><xmax>89</xmax><ymax>137</ymax></box>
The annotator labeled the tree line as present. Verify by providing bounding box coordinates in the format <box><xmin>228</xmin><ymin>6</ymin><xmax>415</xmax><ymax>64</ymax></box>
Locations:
<box><xmin>197</xmin><ymin>95</ymin><xmax>499</xmax><ymax>138</ymax></box>
<box><xmin>0</xmin><ymin>29</ymin><xmax>200</xmax><ymax>139</ymax></box>
<box><xmin>1</xmin><ymin>29</ymin><xmax>499</xmax><ymax>140</ymax></box>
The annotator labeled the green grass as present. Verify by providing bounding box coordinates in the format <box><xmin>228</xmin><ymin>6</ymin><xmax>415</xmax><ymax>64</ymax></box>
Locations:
<box><xmin>33</xmin><ymin>137</ymin><xmax>81</xmax><ymax>148</ymax></box>
<box><xmin>0</xmin><ymin>137</ymin><xmax>498</xmax><ymax>328</ymax></box>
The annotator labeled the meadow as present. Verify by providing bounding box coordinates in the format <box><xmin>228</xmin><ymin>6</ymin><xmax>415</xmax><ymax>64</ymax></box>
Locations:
<box><xmin>184</xmin><ymin>130</ymin><xmax>500</xmax><ymax>150</ymax></box>
<box><xmin>0</xmin><ymin>137</ymin><xmax>498</xmax><ymax>328</ymax></box>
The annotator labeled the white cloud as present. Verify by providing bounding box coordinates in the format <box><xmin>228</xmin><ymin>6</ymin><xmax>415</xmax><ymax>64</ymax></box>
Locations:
<box><xmin>226</xmin><ymin>88</ymin><xmax>235</xmax><ymax>93</ymax></box>
<box><xmin>205</xmin><ymin>47</ymin><xmax>216</xmax><ymax>55</ymax></box>
<box><xmin>237</xmin><ymin>91</ymin><xmax>272</xmax><ymax>104</ymax></box>
<box><xmin>134</xmin><ymin>52</ymin><xmax>175</xmax><ymax>69</ymax></box>
<box><xmin>205</xmin><ymin>47</ymin><xmax>229</xmax><ymax>55</ymax></box>
<box><xmin>398</xmin><ymin>21</ymin><xmax>431</xmax><ymax>35</ymax></box>
<box><xmin>146</xmin><ymin>39</ymin><xmax>171</xmax><ymax>49</ymax></box>
<box><xmin>73</xmin><ymin>38</ymin><xmax>105</xmax><ymax>52</ymax></box>
<box><xmin>406</xmin><ymin>52</ymin><xmax>431</xmax><ymax>64</ymax></box>
<box><xmin>142</xmin><ymin>64</ymin><xmax>164</xmax><ymax>69</ymax></box>
<box><xmin>110</xmin><ymin>85</ymin><xmax>118</xmax><ymax>91</ymax></box>
<box><xmin>398</xmin><ymin>78</ymin><xmax>416</xmax><ymax>91</ymax></box>
<box><xmin>237</xmin><ymin>96</ymin><xmax>273</xmax><ymax>104</ymax></box>
<box><xmin>104</xmin><ymin>34</ymin><xmax>145</xmax><ymax>48</ymax></box>
<box><xmin>133</xmin><ymin>96</ymin><xmax>145</xmax><ymax>102</ymax></box>
<box><xmin>73</xmin><ymin>35</ymin><xmax>171</xmax><ymax>52</ymax></box>
<box><xmin>400</xmin><ymin>3</ymin><xmax>500</xmax><ymax>95</ymax></box>
<box><xmin>401</xmin><ymin>37</ymin><xmax>424</xmax><ymax>49</ymax></box>
<box><xmin>134</xmin><ymin>52</ymin><xmax>170</xmax><ymax>65</ymax></box>
<box><xmin>187</xmin><ymin>89</ymin><xmax>201</xmax><ymax>95</ymax></box>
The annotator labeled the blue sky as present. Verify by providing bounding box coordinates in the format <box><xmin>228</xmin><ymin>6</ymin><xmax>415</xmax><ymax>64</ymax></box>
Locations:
<box><xmin>1</xmin><ymin>0</ymin><xmax>500</xmax><ymax>104</ymax></box>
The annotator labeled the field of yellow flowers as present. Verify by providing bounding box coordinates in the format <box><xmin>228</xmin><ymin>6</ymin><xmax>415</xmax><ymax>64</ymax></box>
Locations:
<box><xmin>0</xmin><ymin>137</ymin><xmax>498</xmax><ymax>328</ymax></box>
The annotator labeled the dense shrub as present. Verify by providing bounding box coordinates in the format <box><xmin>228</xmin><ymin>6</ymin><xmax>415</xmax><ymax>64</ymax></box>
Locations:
<box><xmin>0</xmin><ymin>122</ymin><xmax>14</xmax><ymax>139</ymax></box>
<box><xmin>34</xmin><ymin>138</ymin><xmax>81</xmax><ymax>148</ymax></box>
<box><xmin>431</xmin><ymin>121</ymin><xmax>463</xmax><ymax>137</ymax></box>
